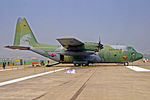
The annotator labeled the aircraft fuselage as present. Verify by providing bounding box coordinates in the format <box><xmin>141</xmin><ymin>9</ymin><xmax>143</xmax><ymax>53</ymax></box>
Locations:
<box><xmin>30</xmin><ymin>44</ymin><xmax>143</xmax><ymax>66</ymax></box>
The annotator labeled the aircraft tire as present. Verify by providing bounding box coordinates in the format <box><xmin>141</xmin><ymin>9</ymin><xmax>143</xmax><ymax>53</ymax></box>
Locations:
<box><xmin>81</xmin><ymin>64</ymin><xmax>85</xmax><ymax>66</ymax></box>
<box><xmin>74</xmin><ymin>63</ymin><xmax>81</xmax><ymax>66</ymax></box>
<box><xmin>124</xmin><ymin>62</ymin><xmax>129</xmax><ymax>66</ymax></box>
<box><xmin>74</xmin><ymin>64</ymin><xmax>77</xmax><ymax>66</ymax></box>
<box><xmin>85</xmin><ymin>63</ymin><xmax>89</xmax><ymax>66</ymax></box>
<box><xmin>127</xmin><ymin>62</ymin><xmax>129</xmax><ymax>66</ymax></box>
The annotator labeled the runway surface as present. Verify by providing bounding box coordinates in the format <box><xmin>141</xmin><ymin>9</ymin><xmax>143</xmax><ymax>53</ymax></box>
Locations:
<box><xmin>0</xmin><ymin>62</ymin><xmax>150</xmax><ymax>100</ymax></box>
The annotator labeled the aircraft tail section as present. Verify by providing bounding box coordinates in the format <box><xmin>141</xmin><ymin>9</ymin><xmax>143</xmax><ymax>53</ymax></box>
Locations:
<box><xmin>13</xmin><ymin>17</ymin><xmax>38</xmax><ymax>46</ymax></box>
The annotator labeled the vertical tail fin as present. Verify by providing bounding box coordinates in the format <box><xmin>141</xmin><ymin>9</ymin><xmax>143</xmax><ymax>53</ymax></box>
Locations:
<box><xmin>13</xmin><ymin>17</ymin><xmax>38</xmax><ymax>46</ymax></box>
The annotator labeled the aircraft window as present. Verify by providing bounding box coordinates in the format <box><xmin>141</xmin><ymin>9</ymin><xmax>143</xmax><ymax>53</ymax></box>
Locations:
<box><xmin>128</xmin><ymin>47</ymin><xmax>135</xmax><ymax>51</ymax></box>
<box><xmin>110</xmin><ymin>45</ymin><xmax>126</xmax><ymax>51</ymax></box>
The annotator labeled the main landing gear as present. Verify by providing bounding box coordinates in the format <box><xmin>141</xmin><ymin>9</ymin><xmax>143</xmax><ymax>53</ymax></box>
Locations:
<box><xmin>74</xmin><ymin>63</ymin><xmax>89</xmax><ymax>66</ymax></box>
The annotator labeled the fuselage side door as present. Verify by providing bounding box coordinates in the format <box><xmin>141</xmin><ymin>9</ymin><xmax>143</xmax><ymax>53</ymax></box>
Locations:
<box><xmin>60</xmin><ymin>54</ymin><xmax>64</xmax><ymax>62</ymax></box>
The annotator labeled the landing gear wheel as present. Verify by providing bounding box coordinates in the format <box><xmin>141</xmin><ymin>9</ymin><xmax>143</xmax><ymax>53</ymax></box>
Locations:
<box><xmin>127</xmin><ymin>62</ymin><xmax>129</xmax><ymax>66</ymax></box>
<box><xmin>124</xmin><ymin>62</ymin><xmax>129</xmax><ymax>66</ymax></box>
<box><xmin>74</xmin><ymin>64</ymin><xmax>77</xmax><ymax>66</ymax></box>
<box><xmin>85</xmin><ymin>63</ymin><xmax>89</xmax><ymax>66</ymax></box>
<box><xmin>74</xmin><ymin>64</ymin><xmax>81</xmax><ymax>66</ymax></box>
<box><xmin>124</xmin><ymin>62</ymin><xmax>126</xmax><ymax>66</ymax></box>
<box><xmin>82</xmin><ymin>64</ymin><xmax>86</xmax><ymax>66</ymax></box>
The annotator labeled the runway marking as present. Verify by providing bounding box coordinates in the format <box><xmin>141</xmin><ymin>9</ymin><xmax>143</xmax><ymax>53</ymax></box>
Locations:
<box><xmin>125</xmin><ymin>66</ymin><xmax>150</xmax><ymax>72</ymax></box>
<box><xmin>0</xmin><ymin>68</ymin><xmax>23</xmax><ymax>72</ymax></box>
<box><xmin>0</xmin><ymin>68</ymin><xmax>68</xmax><ymax>87</ymax></box>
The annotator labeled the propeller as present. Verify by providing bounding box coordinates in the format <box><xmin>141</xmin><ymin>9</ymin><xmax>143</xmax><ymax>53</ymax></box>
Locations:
<box><xmin>98</xmin><ymin>36</ymin><xmax>103</xmax><ymax>51</ymax></box>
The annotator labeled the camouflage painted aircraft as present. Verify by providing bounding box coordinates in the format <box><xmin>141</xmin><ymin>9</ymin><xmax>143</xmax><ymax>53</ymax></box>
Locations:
<box><xmin>5</xmin><ymin>18</ymin><xmax>143</xmax><ymax>66</ymax></box>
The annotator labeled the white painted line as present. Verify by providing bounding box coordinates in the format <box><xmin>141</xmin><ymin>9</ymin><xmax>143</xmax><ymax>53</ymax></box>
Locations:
<box><xmin>0</xmin><ymin>68</ymin><xmax>23</xmax><ymax>72</ymax></box>
<box><xmin>0</xmin><ymin>68</ymin><xmax>68</xmax><ymax>87</ymax></box>
<box><xmin>125</xmin><ymin>66</ymin><xmax>150</xmax><ymax>72</ymax></box>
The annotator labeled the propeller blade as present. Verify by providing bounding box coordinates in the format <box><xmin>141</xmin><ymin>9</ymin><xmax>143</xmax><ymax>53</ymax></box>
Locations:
<box><xmin>98</xmin><ymin>36</ymin><xmax>103</xmax><ymax>50</ymax></box>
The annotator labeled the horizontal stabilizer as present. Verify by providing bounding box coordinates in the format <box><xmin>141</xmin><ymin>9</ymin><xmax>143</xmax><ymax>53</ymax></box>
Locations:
<box><xmin>5</xmin><ymin>46</ymin><xmax>30</xmax><ymax>50</ymax></box>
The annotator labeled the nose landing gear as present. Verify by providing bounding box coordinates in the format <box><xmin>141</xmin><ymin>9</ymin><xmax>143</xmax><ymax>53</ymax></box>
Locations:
<box><xmin>124</xmin><ymin>62</ymin><xmax>129</xmax><ymax>66</ymax></box>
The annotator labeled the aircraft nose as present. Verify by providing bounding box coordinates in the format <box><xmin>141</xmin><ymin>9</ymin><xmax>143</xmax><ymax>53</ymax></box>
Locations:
<box><xmin>136</xmin><ymin>53</ymin><xmax>143</xmax><ymax>60</ymax></box>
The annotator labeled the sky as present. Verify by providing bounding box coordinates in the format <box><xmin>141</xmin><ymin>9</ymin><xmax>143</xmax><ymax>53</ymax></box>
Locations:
<box><xmin>0</xmin><ymin>0</ymin><xmax>150</xmax><ymax>58</ymax></box>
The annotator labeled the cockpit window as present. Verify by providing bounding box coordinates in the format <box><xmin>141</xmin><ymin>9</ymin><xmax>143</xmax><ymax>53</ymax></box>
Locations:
<box><xmin>127</xmin><ymin>47</ymin><xmax>136</xmax><ymax>51</ymax></box>
<box><xmin>110</xmin><ymin>45</ymin><xmax>136</xmax><ymax>52</ymax></box>
<box><xmin>110</xmin><ymin>45</ymin><xmax>126</xmax><ymax>51</ymax></box>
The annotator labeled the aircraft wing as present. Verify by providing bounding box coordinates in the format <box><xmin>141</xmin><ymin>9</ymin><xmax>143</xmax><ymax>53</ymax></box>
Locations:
<box><xmin>57</xmin><ymin>38</ymin><xmax>84</xmax><ymax>50</ymax></box>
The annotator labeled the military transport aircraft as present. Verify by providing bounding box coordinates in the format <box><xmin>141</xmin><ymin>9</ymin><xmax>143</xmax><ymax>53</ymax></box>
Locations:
<box><xmin>5</xmin><ymin>18</ymin><xmax>143</xmax><ymax>66</ymax></box>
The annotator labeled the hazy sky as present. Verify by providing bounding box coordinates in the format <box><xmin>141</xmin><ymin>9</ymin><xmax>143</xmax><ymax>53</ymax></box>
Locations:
<box><xmin>0</xmin><ymin>0</ymin><xmax>150</xmax><ymax>58</ymax></box>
